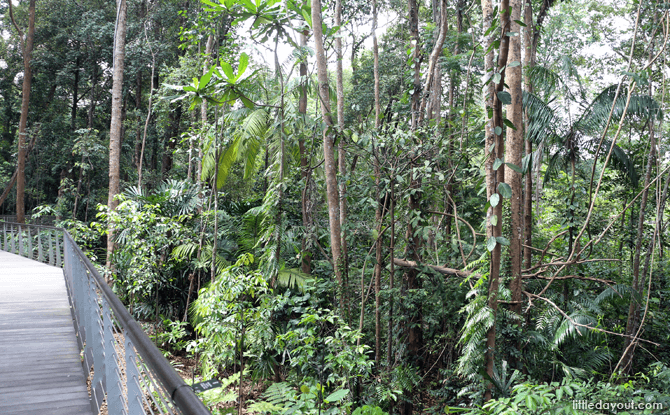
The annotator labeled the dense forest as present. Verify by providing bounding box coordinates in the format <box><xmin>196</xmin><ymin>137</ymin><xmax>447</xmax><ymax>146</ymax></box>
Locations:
<box><xmin>2</xmin><ymin>0</ymin><xmax>670</xmax><ymax>413</ymax></box>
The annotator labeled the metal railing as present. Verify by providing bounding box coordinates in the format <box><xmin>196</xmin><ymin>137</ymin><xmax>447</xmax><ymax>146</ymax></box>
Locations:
<box><xmin>0</xmin><ymin>221</ymin><xmax>211</xmax><ymax>415</ymax></box>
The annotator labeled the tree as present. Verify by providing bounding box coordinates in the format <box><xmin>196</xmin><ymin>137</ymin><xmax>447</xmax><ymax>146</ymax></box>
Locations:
<box><xmin>10</xmin><ymin>0</ymin><xmax>37</xmax><ymax>224</ymax></box>
<box><xmin>311</xmin><ymin>0</ymin><xmax>344</xmax><ymax>304</ymax></box>
<box><xmin>107</xmin><ymin>0</ymin><xmax>128</xmax><ymax>271</ymax></box>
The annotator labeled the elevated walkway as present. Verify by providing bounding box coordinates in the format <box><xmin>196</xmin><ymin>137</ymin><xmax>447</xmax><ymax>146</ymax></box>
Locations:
<box><xmin>0</xmin><ymin>221</ymin><xmax>211</xmax><ymax>415</ymax></box>
<box><xmin>0</xmin><ymin>250</ymin><xmax>92</xmax><ymax>414</ymax></box>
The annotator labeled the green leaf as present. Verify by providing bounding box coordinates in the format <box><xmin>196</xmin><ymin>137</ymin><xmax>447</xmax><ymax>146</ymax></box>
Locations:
<box><xmin>237</xmin><ymin>53</ymin><xmax>249</xmax><ymax>80</ymax></box>
<box><xmin>324</xmin><ymin>389</ymin><xmax>349</xmax><ymax>402</ymax></box>
<box><xmin>487</xmin><ymin>236</ymin><xmax>497</xmax><ymax>252</ymax></box>
<box><xmin>498</xmin><ymin>182</ymin><xmax>512</xmax><ymax>198</ymax></box>
<box><xmin>505</xmin><ymin>162</ymin><xmax>523</xmax><ymax>174</ymax></box>
<box><xmin>496</xmin><ymin>236</ymin><xmax>510</xmax><ymax>246</ymax></box>
<box><xmin>503</xmin><ymin>117</ymin><xmax>517</xmax><ymax>130</ymax></box>
<box><xmin>490</xmin><ymin>193</ymin><xmax>500</xmax><ymax>207</ymax></box>
<box><xmin>507</xmin><ymin>60</ymin><xmax>521</xmax><ymax>67</ymax></box>
<box><xmin>494</xmin><ymin>126</ymin><xmax>503</xmax><ymax>136</ymax></box>
<box><xmin>490</xmin><ymin>214</ymin><xmax>498</xmax><ymax>226</ymax></box>
<box><xmin>493</xmin><ymin>72</ymin><xmax>501</xmax><ymax>84</ymax></box>
<box><xmin>493</xmin><ymin>158</ymin><xmax>503</xmax><ymax>170</ymax></box>
<box><xmin>199</xmin><ymin>66</ymin><xmax>215</xmax><ymax>90</ymax></box>
<box><xmin>497</xmin><ymin>91</ymin><xmax>512</xmax><ymax>105</ymax></box>
<box><xmin>514</xmin><ymin>20</ymin><xmax>527</xmax><ymax>27</ymax></box>
<box><xmin>221</xmin><ymin>62</ymin><xmax>234</xmax><ymax>80</ymax></box>
<box><xmin>300</xmin><ymin>385</ymin><xmax>310</xmax><ymax>394</ymax></box>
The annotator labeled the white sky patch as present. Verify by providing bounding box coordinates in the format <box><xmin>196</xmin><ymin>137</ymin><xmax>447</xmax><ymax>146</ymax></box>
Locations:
<box><xmin>13</xmin><ymin>71</ymin><xmax>23</xmax><ymax>85</ymax></box>
<box><xmin>242</xmin><ymin>10</ymin><xmax>397</xmax><ymax>74</ymax></box>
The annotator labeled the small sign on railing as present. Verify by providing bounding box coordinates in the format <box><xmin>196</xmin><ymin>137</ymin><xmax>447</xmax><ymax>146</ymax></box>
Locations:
<box><xmin>191</xmin><ymin>379</ymin><xmax>223</xmax><ymax>393</ymax></box>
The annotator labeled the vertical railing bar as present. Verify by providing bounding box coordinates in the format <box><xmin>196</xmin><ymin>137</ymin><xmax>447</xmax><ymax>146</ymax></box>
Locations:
<box><xmin>27</xmin><ymin>227</ymin><xmax>33</xmax><ymax>260</ymax></box>
<box><xmin>56</xmin><ymin>233</ymin><xmax>62</xmax><ymax>267</ymax></box>
<box><xmin>141</xmin><ymin>361</ymin><xmax>178</xmax><ymax>415</ymax></box>
<box><xmin>48</xmin><ymin>231</ymin><xmax>54</xmax><ymax>265</ymax></box>
<box><xmin>38</xmin><ymin>230</ymin><xmax>43</xmax><ymax>262</ymax></box>
<box><xmin>18</xmin><ymin>224</ymin><xmax>23</xmax><ymax>257</ymax></box>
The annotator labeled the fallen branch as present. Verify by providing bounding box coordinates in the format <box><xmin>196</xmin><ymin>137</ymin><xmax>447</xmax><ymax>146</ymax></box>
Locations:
<box><xmin>522</xmin><ymin>274</ymin><xmax>614</xmax><ymax>285</ymax></box>
<box><xmin>392</xmin><ymin>258</ymin><xmax>472</xmax><ymax>278</ymax></box>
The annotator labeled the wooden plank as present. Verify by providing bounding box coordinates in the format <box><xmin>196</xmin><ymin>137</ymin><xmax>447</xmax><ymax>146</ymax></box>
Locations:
<box><xmin>0</xmin><ymin>250</ymin><xmax>93</xmax><ymax>415</ymax></box>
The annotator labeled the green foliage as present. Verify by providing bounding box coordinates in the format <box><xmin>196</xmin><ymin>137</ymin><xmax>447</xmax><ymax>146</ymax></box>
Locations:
<box><xmin>189</xmin><ymin>253</ymin><xmax>273</xmax><ymax>379</ymax></box>
<box><xmin>248</xmin><ymin>381</ymin><xmax>351</xmax><ymax>415</ymax></box>
<box><xmin>153</xmin><ymin>318</ymin><xmax>190</xmax><ymax>355</ymax></box>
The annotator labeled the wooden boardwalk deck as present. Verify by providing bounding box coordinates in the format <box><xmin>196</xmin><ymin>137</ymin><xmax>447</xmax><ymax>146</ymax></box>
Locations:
<box><xmin>0</xmin><ymin>250</ymin><xmax>93</xmax><ymax>415</ymax></box>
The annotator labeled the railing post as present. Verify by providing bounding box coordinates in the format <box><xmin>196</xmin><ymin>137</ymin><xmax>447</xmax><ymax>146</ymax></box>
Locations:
<box><xmin>2</xmin><ymin>222</ymin><xmax>5</xmax><ymax>251</ymax></box>
<box><xmin>56</xmin><ymin>233</ymin><xmax>62</xmax><ymax>267</ymax></box>
<box><xmin>48</xmin><ymin>231</ymin><xmax>55</xmax><ymax>266</ymax></box>
<box><xmin>125</xmin><ymin>335</ymin><xmax>143</xmax><ymax>415</ymax></box>
<box><xmin>18</xmin><ymin>225</ymin><xmax>23</xmax><ymax>257</ymax></box>
<box><xmin>27</xmin><ymin>227</ymin><xmax>33</xmax><ymax>260</ymax></box>
<box><xmin>10</xmin><ymin>224</ymin><xmax>15</xmax><ymax>254</ymax></box>
<box><xmin>37</xmin><ymin>231</ymin><xmax>43</xmax><ymax>262</ymax></box>
<box><xmin>103</xmin><ymin>299</ymin><xmax>125</xmax><ymax>415</ymax></box>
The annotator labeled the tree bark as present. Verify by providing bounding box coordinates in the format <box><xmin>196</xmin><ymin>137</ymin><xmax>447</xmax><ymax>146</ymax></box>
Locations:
<box><xmin>483</xmin><ymin>0</ymin><xmax>510</xmax><ymax>400</ymax></box>
<box><xmin>372</xmin><ymin>0</ymin><xmax>383</xmax><ymax>370</ymax></box>
<box><xmin>198</xmin><ymin>35</ymin><xmax>215</xmax><ymax>184</ymax></box>
<box><xmin>402</xmin><ymin>1</ymin><xmax>423</xmax><ymax>414</ymax></box>
<box><xmin>12</xmin><ymin>0</ymin><xmax>37</xmax><ymax>224</ymax></box>
<box><xmin>299</xmin><ymin>31</ymin><xmax>313</xmax><ymax>275</ymax></box>
<box><xmin>312</xmin><ymin>0</ymin><xmax>343</xmax><ymax>302</ymax></box>
<box><xmin>523</xmin><ymin>0</ymin><xmax>533</xmax><ymax>269</ymax></box>
<box><xmin>107</xmin><ymin>0</ymin><xmax>128</xmax><ymax>271</ymax></box>
<box><xmin>507</xmin><ymin>0</ymin><xmax>524</xmax><ymax>315</ymax></box>
<box><xmin>335</xmin><ymin>0</ymin><xmax>350</xmax><ymax>311</ymax></box>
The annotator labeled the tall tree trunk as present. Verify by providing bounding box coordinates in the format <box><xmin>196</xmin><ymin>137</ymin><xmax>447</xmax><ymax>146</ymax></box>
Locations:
<box><xmin>483</xmin><ymin>0</ymin><xmax>510</xmax><ymax>400</ymax></box>
<box><xmin>621</xmin><ymin>111</ymin><xmax>656</xmax><ymax>374</ymax></box>
<box><xmin>402</xmin><ymin>1</ymin><xmax>423</xmax><ymax>414</ymax></box>
<box><xmin>71</xmin><ymin>58</ymin><xmax>80</xmax><ymax>132</ymax></box>
<box><xmin>107</xmin><ymin>0</ymin><xmax>128</xmax><ymax>271</ymax></box>
<box><xmin>507</xmin><ymin>0</ymin><xmax>524</xmax><ymax>316</ymax></box>
<box><xmin>198</xmin><ymin>35</ymin><xmax>215</xmax><ymax>184</ymax></box>
<box><xmin>418</xmin><ymin>0</ymin><xmax>447</xmax><ymax>124</ymax></box>
<box><xmin>620</xmin><ymin>21</ymin><xmax>660</xmax><ymax>375</ymax></box>
<box><xmin>372</xmin><ymin>0</ymin><xmax>383</xmax><ymax>371</ymax></box>
<box><xmin>312</xmin><ymin>0</ymin><xmax>344</xmax><ymax>304</ymax></box>
<box><xmin>299</xmin><ymin>31</ymin><xmax>313</xmax><ymax>275</ymax></box>
<box><xmin>335</xmin><ymin>0</ymin><xmax>350</xmax><ymax>312</ymax></box>
<box><xmin>522</xmin><ymin>0</ymin><xmax>533</xmax><ymax>269</ymax></box>
<box><xmin>135</xmin><ymin>72</ymin><xmax>142</xmax><ymax>173</ymax></box>
<box><xmin>11</xmin><ymin>0</ymin><xmax>36</xmax><ymax>224</ymax></box>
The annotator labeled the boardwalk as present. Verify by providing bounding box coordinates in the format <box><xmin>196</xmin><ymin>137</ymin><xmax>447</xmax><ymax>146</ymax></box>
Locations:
<box><xmin>0</xmin><ymin>250</ymin><xmax>92</xmax><ymax>415</ymax></box>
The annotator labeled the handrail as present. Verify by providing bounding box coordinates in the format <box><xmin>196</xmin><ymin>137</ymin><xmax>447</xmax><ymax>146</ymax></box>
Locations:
<box><xmin>0</xmin><ymin>221</ymin><xmax>211</xmax><ymax>415</ymax></box>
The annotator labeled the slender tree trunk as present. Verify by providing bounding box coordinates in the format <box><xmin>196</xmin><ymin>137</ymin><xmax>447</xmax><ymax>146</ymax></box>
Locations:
<box><xmin>88</xmin><ymin>65</ymin><xmax>97</xmax><ymax>128</ymax></box>
<box><xmin>135</xmin><ymin>72</ymin><xmax>143</xmax><ymax>173</ymax></box>
<box><xmin>335</xmin><ymin>0</ymin><xmax>350</xmax><ymax>317</ymax></box>
<box><xmin>418</xmin><ymin>0</ymin><xmax>447</xmax><ymax>124</ymax></box>
<box><xmin>198</xmin><ymin>35</ymin><xmax>214</xmax><ymax>184</ymax></box>
<box><xmin>523</xmin><ymin>0</ymin><xmax>533</xmax><ymax>269</ymax></box>
<box><xmin>401</xmin><ymin>2</ymin><xmax>423</xmax><ymax>414</ymax></box>
<box><xmin>71</xmin><ymin>58</ymin><xmax>80</xmax><ymax>132</ymax></box>
<box><xmin>507</xmin><ymin>0</ymin><xmax>524</xmax><ymax>315</ymax></box>
<box><xmin>620</xmin><ymin>29</ymin><xmax>660</xmax><ymax>374</ymax></box>
<box><xmin>483</xmin><ymin>0</ymin><xmax>510</xmax><ymax>400</ymax></box>
<box><xmin>12</xmin><ymin>0</ymin><xmax>36</xmax><ymax>224</ymax></box>
<box><xmin>372</xmin><ymin>0</ymin><xmax>383</xmax><ymax>370</ymax></box>
<box><xmin>106</xmin><ymin>0</ymin><xmax>128</xmax><ymax>271</ymax></box>
<box><xmin>312</xmin><ymin>0</ymin><xmax>343</xmax><ymax>303</ymax></box>
<box><xmin>299</xmin><ymin>31</ymin><xmax>313</xmax><ymax>275</ymax></box>
<box><xmin>621</xmin><ymin>114</ymin><xmax>656</xmax><ymax>374</ymax></box>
